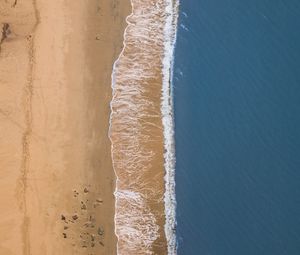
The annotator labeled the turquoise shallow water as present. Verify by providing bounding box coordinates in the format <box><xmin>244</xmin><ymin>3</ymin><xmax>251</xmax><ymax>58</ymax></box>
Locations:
<box><xmin>174</xmin><ymin>1</ymin><xmax>300</xmax><ymax>254</ymax></box>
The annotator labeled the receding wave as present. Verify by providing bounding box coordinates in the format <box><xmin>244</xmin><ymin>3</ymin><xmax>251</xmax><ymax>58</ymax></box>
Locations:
<box><xmin>109</xmin><ymin>0</ymin><xmax>179</xmax><ymax>254</ymax></box>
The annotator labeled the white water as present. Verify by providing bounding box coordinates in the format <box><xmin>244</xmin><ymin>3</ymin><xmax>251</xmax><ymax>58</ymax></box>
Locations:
<box><xmin>162</xmin><ymin>1</ymin><xmax>179</xmax><ymax>254</ymax></box>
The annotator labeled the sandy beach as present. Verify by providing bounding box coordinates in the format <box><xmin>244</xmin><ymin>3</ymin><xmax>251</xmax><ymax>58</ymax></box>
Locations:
<box><xmin>0</xmin><ymin>0</ymin><xmax>130</xmax><ymax>254</ymax></box>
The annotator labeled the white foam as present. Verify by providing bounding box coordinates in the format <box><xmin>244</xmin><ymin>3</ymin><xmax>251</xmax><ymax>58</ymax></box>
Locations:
<box><xmin>180</xmin><ymin>23</ymin><xmax>189</xmax><ymax>31</ymax></box>
<box><xmin>182</xmin><ymin>11</ymin><xmax>188</xmax><ymax>18</ymax></box>
<box><xmin>115</xmin><ymin>189</ymin><xmax>160</xmax><ymax>254</ymax></box>
<box><xmin>161</xmin><ymin>0</ymin><xmax>179</xmax><ymax>254</ymax></box>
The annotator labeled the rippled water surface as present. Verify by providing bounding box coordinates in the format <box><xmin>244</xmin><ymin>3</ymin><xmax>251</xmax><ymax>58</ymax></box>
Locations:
<box><xmin>174</xmin><ymin>1</ymin><xmax>300</xmax><ymax>254</ymax></box>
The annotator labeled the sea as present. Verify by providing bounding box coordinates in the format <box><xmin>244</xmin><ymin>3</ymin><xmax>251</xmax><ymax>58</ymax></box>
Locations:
<box><xmin>174</xmin><ymin>1</ymin><xmax>300</xmax><ymax>255</ymax></box>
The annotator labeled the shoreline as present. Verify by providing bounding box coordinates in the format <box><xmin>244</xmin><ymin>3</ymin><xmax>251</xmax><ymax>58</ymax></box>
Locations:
<box><xmin>109</xmin><ymin>5</ymin><xmax>133</xmax><ymax>255</ymax></box>
<box><xmin>109</xmin><ymin>0</ymin><xmax>179</xmax><ymax>253</ymax></box>
<box><xmin>0</xmin><ymin>0</ymin><xmax>130</xmax><ymax>254</ymax></box>
<box><xmin>110</xmin><ymin>0</ymin><xmax>167</xmax><ymax>251</ymax></box>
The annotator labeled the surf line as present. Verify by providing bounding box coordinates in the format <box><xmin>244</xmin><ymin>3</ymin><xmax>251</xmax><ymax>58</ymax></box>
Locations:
<box><xmin>161</xmin><ymin>0</ymin><xmax>180</xmax><ymax>254</ymax></box>
<box><xmin>109</xmin><ymin>0</ymin><xmax>180</xmax><ymax>254</ymax></box>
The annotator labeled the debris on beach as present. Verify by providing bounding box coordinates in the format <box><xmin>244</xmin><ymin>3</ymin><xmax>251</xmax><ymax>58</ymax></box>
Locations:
<box><xmin>81</xmin><ymin>201</ymin><xmax>87</xmax><ymax>210</ymax></box>
<box><xmin>72</xmin><ymin>214</ymin><xmax>78</xmax><ymax>221</ymax></box>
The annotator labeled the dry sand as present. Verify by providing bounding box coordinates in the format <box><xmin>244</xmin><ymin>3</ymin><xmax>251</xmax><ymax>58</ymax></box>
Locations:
<box><xmin>0</xmin><ymin>0</ymin><xmax>130</xmax><ymax>254</ymax></box>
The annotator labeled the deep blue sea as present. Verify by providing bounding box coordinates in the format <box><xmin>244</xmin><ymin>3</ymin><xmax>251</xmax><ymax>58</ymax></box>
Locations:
<box><xmin>174</xmin><ymin>1</ymin><xmax>300</xmax><ymax>254</ymax></box>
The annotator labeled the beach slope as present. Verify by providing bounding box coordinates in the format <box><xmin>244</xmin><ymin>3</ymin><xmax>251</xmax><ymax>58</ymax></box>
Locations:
<box><xmin>0</xmin><ymin>0</ymin><xmax>129</xmax><ymax>254</ymax></box>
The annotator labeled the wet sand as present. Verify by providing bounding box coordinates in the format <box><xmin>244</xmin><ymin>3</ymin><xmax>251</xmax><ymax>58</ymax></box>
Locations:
<box><xmin>109</xmin><ymin>0</ymin><xmax>178</xmax><ymax>253</ymax></box>
<box><xmin>0</xmin><ymin>0</ymin><xmax>130</xmax><ymax>254</ymax></box>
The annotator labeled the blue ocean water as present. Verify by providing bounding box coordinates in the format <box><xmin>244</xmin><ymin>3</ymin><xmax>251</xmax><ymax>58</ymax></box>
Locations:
<box><xmin>174</xmin><ymin>1</ymin><xmax>300</xmax><ymax>254</ymax></box>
